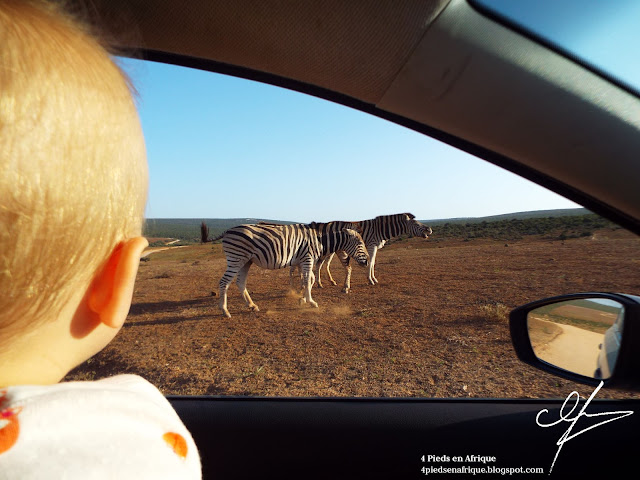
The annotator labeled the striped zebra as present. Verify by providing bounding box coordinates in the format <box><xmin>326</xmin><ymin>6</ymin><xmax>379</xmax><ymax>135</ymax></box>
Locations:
<box><xmin>201</xmin><ymin>222</ymin><xmax>369</xmax><ymax>318</ymax></box>
<box><xmin>313</xmin><ymin>213</ymin><xmax>432</xmax><ymax>293</ymax></box>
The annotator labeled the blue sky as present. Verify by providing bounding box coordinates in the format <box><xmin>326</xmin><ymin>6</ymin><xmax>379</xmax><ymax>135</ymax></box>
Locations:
<box><xmin>120</xmin><ymin>58</ymin><xmax>577</xmax><ymax>222</ymax></box>
<box><xmin>118</xmin><ymin>0</ymin><xmax>639</xmax><ymax>223</ymax></box>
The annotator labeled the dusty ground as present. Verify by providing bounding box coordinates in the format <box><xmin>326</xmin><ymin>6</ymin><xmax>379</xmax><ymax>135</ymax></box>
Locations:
<box><xmin>66</xmin><ymin>229</ymin><xmax>640</xmax><ymax>399</ymax></box>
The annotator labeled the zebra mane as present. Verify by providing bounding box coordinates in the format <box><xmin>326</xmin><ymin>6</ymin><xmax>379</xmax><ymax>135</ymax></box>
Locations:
<box><xmin>372</xmin><ymin>212</ymin><xmax>415</xmax><ymax>221</ymax></box>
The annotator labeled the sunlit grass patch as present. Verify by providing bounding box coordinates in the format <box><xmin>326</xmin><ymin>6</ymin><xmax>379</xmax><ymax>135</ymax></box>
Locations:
<box><xmin>479</xmin><ymin>303</ymin><xmax>510</xmax><ymax>321</ymax></box>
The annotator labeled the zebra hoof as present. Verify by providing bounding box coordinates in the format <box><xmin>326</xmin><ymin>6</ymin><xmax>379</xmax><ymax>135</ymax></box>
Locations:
<box><xmin>330</xmin><ymin>281</ymin><xmax>337</xmax><ymax>286</ymax></box>
<box><xmin>250</xmin><ymin>304</ymin><xmax>260</xmax><ymax>312</ymax></box>
<box><xmin>310</xmin><ymin>301</ymin><xmax>318</xmax><ymax>308</ymax></box>
<box><xmin>342</xmin><ymin>288</ymin><xmax>350</xmax><ymax>294</ymax></box>
<box><xmin>222</xmin><ymin>310</ymin><xmax>231</xmax><ymax>318</ymax></box>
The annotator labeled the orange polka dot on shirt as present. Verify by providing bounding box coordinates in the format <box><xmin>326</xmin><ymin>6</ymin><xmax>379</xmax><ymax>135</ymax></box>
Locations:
<box><xmin>0</xmin><ymin>406</ymin><xmax>21</xmax><ymax>455</ymax></box>
<box><xmin>163</xmin><ymin>431</ymin><xmax>188</xmax><ymax>459</ymax></box>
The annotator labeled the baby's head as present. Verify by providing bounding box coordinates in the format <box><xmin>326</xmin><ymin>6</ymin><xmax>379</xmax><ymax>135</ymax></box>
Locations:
<box><xmin>0</xmin><ymin>0</ymin><xmax>148</xmax><ymax>376</ymax></box>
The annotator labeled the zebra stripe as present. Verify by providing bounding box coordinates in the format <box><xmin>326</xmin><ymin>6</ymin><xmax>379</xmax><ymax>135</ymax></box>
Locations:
<box><xmin>202</xmin><ymin>222</ymin><xmax>369</xmax><ymax>317</ymax></box>
<box><xmin>315</xmin><ymin>213</ymin><xmax>432</xmax><ymax>293</ymax></box>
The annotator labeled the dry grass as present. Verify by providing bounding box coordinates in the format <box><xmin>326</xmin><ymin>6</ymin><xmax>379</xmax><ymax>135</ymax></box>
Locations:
<box><xmin>66</xmin><ymin>229</ymin><xmax>640</xmax><ymax>399</ymax></box>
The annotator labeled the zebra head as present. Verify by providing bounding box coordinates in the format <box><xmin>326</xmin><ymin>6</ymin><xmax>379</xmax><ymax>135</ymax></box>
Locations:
<box><xmin>405</xmin><ymin>214</ymin><xmax>432</xmax><ymax>239</ymax></box>
<box><xmin>341</xmin><ymin>228</ymin><xmax>369</xmax><ymax>267</ymax></box>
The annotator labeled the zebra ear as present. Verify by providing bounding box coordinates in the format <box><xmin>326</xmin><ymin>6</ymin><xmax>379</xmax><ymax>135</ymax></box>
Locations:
<box><xmin>405</xmin><ymin>213</ymin><xmax>416</xmax><ymax>220</ymax></box>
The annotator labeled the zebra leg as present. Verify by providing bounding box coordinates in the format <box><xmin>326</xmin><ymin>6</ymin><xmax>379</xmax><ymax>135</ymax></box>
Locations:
<box><xmin>236</xmin><ymin>261</ymin><xmax>259</xmax><ymax>312</ymax></box>
<box><xmin>300</xmin><ymin>260</ymin><xmax>319</xmax><ymax>308</ymax></box>
<box><xmin>219</xmin><ymin>265</ymin><xmax>241</xmax><ymax>318</ymax></box>
<box><xmin>336</xmin><ymin>251</ymin><xmax>351</xmax><ymax>294</ymax></box>
<box><xmin>324</xmin><ymin>252</ymin><xmax>338</xmax><ymax>286</ymax></box>
<box><xmin>368</xmin><ymin>245</ymin><xmax>379</xmax><ymax>285</ymax></box>
<box><xmin>342</xmin><ymin>264</ymin><xmax>353</xmax><ymax>293</ymax></box>
<box><xmin>315</xmin><ymin>257</ymin><xmax>326</xmax><ymax>288</ymax></box>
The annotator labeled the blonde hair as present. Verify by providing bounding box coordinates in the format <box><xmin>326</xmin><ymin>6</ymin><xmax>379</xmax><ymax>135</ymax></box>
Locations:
<box><xmin>0</xmin><ymin>1</ymin><xmax>148</xmax><ymax>345</ymax></box>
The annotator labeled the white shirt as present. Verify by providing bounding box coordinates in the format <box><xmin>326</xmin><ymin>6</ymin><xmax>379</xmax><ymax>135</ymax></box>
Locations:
<box><xmin>0</xmin><ymin>374</ymin><xmax>201</xmax><ymax>479</ymax></box>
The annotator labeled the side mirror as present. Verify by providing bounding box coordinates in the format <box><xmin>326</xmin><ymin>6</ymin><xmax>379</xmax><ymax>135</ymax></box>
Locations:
<box><xmin>510</xmin><ymin>292</ymin><xmax>640</xmax><ymax>391</ymax></box>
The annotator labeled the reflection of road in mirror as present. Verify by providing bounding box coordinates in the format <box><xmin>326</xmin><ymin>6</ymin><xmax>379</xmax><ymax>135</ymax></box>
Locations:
<box><xmin>528</xmin><ymin>315</ymin><xmax>602</xmax><ymax>377</ymax></box>
<box><xmin>527</xmin><ymin>299</ymin><xmax>624</xmax><ymax>379</ymax></box>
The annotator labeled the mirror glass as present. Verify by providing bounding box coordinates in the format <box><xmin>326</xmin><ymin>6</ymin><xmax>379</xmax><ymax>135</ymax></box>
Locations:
<box><xmin>527</xmin><ymin>299</ymin><xmax>624</xmax><ymax>379</ymax></box>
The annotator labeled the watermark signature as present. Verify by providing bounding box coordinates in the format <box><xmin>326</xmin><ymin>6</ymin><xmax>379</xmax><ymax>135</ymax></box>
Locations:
<box><xmin>536</xmin><ymin>381</ymin><xmax>633</xmax><ymax>474</ymax></box>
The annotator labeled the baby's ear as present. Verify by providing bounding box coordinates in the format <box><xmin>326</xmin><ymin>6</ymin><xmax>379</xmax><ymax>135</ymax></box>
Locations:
<box><xmin>87</xmin><ymin>237</ymin><xmax>148</xmax><ymax>328</ymax></box>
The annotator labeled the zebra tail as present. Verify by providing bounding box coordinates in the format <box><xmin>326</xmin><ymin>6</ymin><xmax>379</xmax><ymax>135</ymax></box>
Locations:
<box><xmin>200</xmin><ymin>222</ymin><xmax>224</xmax><ymax>243</ymax></box>
<box><xmin>200</xmin><ymin>222</ymin><xmax>210</xmax><ymax>243</ymax></box>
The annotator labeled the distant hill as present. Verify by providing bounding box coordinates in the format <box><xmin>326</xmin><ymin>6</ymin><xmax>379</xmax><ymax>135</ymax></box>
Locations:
<box><xmin>420</xmin><ymin>208</ymin><xmax>618</xmax><ymax>242</ymax></box>
<box><xmin>144</xmin><ymin>208</ymin><xmax>617</xmax><ymax>244</ymax></box>
<box><xmin>143</xmin><ymin>218</ymin><xmax>296</xmax><ymax>242</ymax></box>
<box><xmin>422</xmin><ymin>208</ymin><xmax>590</xmax><ymax>225</ymax></box>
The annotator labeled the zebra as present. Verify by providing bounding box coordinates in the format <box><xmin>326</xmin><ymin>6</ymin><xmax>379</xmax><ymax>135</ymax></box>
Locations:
<box><xmin>201</xmin><ymin>222</ymin><xmax>369</xmax><ymax>318</ymax></box>
<box><xmin>311</xmin><ymin>213</ymin><xmax>432</xmax><ymax>293</ymax></box>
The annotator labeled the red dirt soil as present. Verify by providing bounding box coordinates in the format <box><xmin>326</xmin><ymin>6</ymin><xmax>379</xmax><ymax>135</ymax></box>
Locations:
<box><xmin>65</xmin><ymin>229</ymin><xmax>640</xmax><ymax>399</ymax></box>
